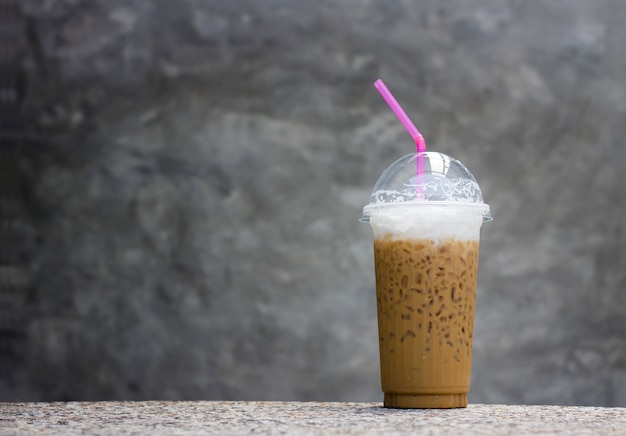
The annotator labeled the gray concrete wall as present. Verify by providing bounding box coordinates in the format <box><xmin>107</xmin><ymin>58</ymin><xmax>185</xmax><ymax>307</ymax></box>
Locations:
<box><xmin>3</xmin><ymin>0</ymin><xmax>626</xmax><ymax>405</ymax></box>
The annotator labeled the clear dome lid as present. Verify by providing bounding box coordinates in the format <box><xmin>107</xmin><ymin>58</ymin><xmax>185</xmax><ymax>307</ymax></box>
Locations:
<box><xmin>361</xmin><ymin>152</ymin><xmax>492</xmax><ymax>222</ymax></box>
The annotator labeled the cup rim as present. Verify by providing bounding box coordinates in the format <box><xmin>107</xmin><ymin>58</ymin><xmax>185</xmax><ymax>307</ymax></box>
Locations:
<box><xmin>360</xmin><ymin>201</ymin><xmax>492</xmax><ymax>223</ymax></box>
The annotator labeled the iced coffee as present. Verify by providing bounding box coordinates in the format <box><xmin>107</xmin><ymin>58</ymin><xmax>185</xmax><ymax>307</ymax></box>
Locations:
<box><xmin>362</xmin><ymin>152</ymin><xmax>491</xmax><ymax>408</ymax></box>
<box><xmin>373</xmin><ymin>230</ymin><xmax>479</xmax><ymax>408</ymax></box>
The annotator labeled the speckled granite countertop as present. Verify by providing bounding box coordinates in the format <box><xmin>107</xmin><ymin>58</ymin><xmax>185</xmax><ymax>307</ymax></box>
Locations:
<box><xmin>2</xmin><ymin>402</ymin><xmax>626</xmax><ymax>435</ymax></box>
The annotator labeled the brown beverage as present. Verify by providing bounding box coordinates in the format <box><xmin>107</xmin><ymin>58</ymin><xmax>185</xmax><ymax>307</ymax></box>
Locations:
<box><xmin>373</xmin><ymin>235</ymin><xmax>480</xmax><ymax>408</ymax></box>
<box><xmin>362</xmin><ymin>151</ymin><xmax>491</xmax><ymax>408</ymax></box>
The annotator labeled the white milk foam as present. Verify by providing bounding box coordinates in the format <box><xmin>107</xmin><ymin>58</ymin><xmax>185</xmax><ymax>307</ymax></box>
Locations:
<box><xmin>370</xmin><ymin>209</ymin><xmax>483</xmax><ymax>242</ymax></box>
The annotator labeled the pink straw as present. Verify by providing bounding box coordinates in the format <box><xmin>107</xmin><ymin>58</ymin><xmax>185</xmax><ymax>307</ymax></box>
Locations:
<box><xmin>375</xmin><ymin>79</ymin><xmax>426</xmax><ymax>199</ymax></box>
<box><xmin>374</xmin><ymin>79</ymin><xmax>426</xmax><ymax>152</ymax></box>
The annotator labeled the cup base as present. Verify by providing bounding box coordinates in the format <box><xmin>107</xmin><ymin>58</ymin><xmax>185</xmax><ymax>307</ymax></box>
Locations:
<box><xmin>384</xmin><ymin>393</ymin><xmax>468</xmax><ymax>409</ymax></box>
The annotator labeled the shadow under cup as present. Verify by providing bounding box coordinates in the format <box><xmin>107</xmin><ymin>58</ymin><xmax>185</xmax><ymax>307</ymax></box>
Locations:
<box><xmin>370</xmin><ymin>213</ymin><xmax>484</xmax><ymax>409</ymax></box>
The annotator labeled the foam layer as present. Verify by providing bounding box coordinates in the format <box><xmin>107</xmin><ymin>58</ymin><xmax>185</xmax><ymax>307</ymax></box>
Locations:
<box><xmin>370</xmin><ymin>212</ymin><xmax>482</xmax><ymax>241</ymax></box>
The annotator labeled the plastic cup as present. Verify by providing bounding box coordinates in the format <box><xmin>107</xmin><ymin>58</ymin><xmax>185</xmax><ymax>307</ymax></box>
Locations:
<box><xmin>361</xmin><ymin>151</ymin><xmax>492</xmax><ymax>409</ymax></box>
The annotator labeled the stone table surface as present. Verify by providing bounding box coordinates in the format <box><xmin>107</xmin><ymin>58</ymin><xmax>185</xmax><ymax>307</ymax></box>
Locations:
<box><xmin>2</xmin><ymin>402</ymin><xmax>626</xmax><ymax>435</ymax></box>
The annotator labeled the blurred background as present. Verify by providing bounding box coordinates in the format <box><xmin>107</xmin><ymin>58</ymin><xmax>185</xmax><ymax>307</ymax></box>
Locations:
<box><xmin>1</xmin><ymin>0</ymin><xmax>626</xmax><ymax>405</ymax></box>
